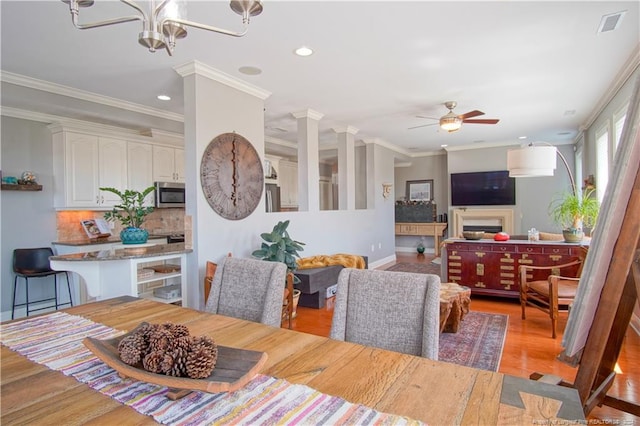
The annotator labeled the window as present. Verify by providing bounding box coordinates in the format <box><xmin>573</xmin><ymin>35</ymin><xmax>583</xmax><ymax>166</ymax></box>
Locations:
<box><xmin>613</xmin><ymin>103</ymin><xmax>628</xmax><ymax>152</ymax></box>
<box><xmin>575</xmin><ymin>143</ymin><xmax>583</xmax><ymax>195</ymax></box>
<box><xmin>595</xmin><ymin>124</ymin><xmax>609</xmax><ymax>203</ymax></box>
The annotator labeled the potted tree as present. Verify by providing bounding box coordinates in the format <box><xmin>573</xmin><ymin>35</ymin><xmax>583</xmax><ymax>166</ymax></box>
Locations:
<box><xmin>548</xmin><ymin>187</ymin><xmax>599</xmax><ymax>243</ymax></box>
<box><xmin>100</xmin><ymin>186</ymin><xmax>155</xmax><ymax>244</ymax></box>
<box><xmin>252</xmin><ymin>220</ymin><xmax>305</xmax><ymax>318</ymax></box>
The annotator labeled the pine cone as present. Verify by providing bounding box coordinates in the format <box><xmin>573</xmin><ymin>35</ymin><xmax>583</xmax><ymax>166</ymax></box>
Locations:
<box><xmin>186</xmin><ymin>346</ymin><xmax>217</xmax><ymax>379</ymax></box>
<box><xmin>161</xmin><ymin>347</ymin><xmax>188</xmax><ymax>377</ymax></box>
<box><xmin>148</xmin><ymin>327</ymin><xmax>173</xmax><ymax>352</ymax></box>
<box><xmin>118</xmin><ymin>333</ymin><xmax>147</xmax><ymax>365</ymax></box>
<box><xmin>142</xmin><ymin>350</ymin><xmax>165</xmax><ymax>373</ymax></box>
<box><xmin>136</xmin><ymin>323</ymin><xmax>160</xmax><ymax>344</ymax></box>
<box><xmin>165</xmin><ymin>323</ymin><xmax>190</xmax><ymax>338</ymax></box>
<box><xmin>190</xmin><ymin>335</ymin><xmax>216</xmax><ymax>351</ymax></box>
<box><xmin>171</xmin><ymin>335</ymin><xmax>192</xmax><ymax>352</ymax></box>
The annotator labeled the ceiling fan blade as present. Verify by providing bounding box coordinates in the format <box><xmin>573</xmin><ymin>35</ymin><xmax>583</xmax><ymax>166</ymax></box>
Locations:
<box><xmin>463</xmin><ymin>118</ymin><xmax>500</xmax><ymax>124</ymax></box>
<box><xmin>408</xmin><ymin>123</ymin><xmax>438</xmax><ymax>130</ymax></box>
<box><xmin>416</xmin><ymin>115</ymin><xmax>439</xmax><ymax>120</ymax></box>
<box><xmin>459</xmin><ymin>110</ymin><xmax>484</xmax><ymax>120</ymax></box>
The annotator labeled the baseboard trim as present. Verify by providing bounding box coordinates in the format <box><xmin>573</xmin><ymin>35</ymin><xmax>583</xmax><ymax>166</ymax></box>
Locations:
<box><xmin>369</xmin><ymin>254</ymin><xmax>396</xmax><ymax>270</ymax></box>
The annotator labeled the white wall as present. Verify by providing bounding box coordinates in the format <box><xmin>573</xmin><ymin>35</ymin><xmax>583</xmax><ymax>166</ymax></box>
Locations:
<box><xmin>180</xmin><ymin>66</ymin><xmax>397</xmax><ymax>310</ymax></box>
<box><xmin>1</xmin><ymin>116</ymin><xmax>59</xmax><ymax>317</ymax></box>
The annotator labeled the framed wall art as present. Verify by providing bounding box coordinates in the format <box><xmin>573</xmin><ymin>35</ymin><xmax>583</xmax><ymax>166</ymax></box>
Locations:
<box><xmin>406</xmin><ymin>179</ymin><xmax>433</xmax><ymax>202</ymax></box>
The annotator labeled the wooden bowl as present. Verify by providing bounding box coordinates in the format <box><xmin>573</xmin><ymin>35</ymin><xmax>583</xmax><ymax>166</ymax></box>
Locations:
<box><xmin>463</xmin><ymin>231</ymin><xmax>484</xmax><ymax>240</ymax></box>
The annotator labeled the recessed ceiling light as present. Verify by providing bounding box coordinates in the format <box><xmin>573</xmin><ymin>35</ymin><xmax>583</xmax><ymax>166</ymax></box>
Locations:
<box><xmin>157</xmin><ymin>95</ymin><xmax>171</xmax><ymax>101</ymax></box>
<box><xmin>558</xmin><ymin>131</ymin><xmax>572</xmax><ymax>136</ymax></box>
<box><xmin>239</xmin><ymin>66</ymin><xmax>262</xmax><ymax>75</ymax></box>
<box><xmin>518</xmin><ymin>136</ymin><xmax>527</xmax><ymax>140</ymax></box>
<box><xmin>440</xmin><ymin>144</ymin><xmax>448</xmax><ymax>148</ymax></box>
<box><xmin>294</xmin><ymin>46</ymin><xmax>313</xmax><ymax>57</ymax></box>
<box><xmin>564</xmin><ymin>109</ymin><xmax>576</xmax><ymax>116</ymax></box>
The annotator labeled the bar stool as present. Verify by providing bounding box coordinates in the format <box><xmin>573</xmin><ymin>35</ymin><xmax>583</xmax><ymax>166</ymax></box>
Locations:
<box><xmin>12</xmin><ymin>247</ymin><xmax>73</xmax><ymax>319</ymax></box>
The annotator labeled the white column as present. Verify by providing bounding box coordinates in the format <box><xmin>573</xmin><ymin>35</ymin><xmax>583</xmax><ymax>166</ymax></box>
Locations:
<box><xmin>363</xmin><ymin>139</ymin><xmax>377</xmax><ymax>209</ymax></box>
<box><xmin>292</xmin><ymin>109</ymin><xmax>323</xmax><ymax>212</ymax></box>
<box><xmin>333</xmin><ymin>126</ymin><xmax>359</xmax><ymax>210</ymax></box>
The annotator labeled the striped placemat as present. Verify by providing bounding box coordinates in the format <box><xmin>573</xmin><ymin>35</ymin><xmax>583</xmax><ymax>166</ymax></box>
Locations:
<box><xmin>1</xmin><ymin>312</ymin><xmax>424</xmax><ymax>425</ymax></box>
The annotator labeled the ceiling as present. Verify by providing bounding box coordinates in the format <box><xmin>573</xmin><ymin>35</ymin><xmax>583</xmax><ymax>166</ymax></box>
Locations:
<box><xmin>1</xmin><ymin>1</ymin><xmax>639</xmax><ymax>159</ymax></box>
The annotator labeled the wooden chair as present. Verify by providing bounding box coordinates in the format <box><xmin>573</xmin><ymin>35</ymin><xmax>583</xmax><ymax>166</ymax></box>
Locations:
<box><xmin>282</xmin><ymin>272</ymin><xmax>294</xmax><ymax>329</ymax></box>
<box><xmin>330</xmin><ymin>268</ymin><xmax>441</xmax><ymax>360</ymax></box>
<box><xmin>519</xmin><ymin>247</ymin><xmax>588</xmax><ymax>338</ymax></box>
<box><xmin>203</xmin><ymin>260</ymin><xmax>217</xmax><ymax>303</ymax></box>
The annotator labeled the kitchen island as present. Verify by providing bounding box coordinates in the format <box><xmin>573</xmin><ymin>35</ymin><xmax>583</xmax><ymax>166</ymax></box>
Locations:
<box><xmin>50</xmin><ymin>243</ymin><xmax>192</xmax><ymax>307</ymax></box>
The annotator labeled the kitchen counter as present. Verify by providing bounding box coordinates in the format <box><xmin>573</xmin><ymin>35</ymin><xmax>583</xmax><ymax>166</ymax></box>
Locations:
<box><xmin>49</xmin><ymin>243</ymin><xmax>191</xmax><ymax>306</ymax></box>
<box><xmin>50</xmin><ymin>242</ymin><xmax>192</xmax><ymax>261</ymax></box>
<box><xmin>52</xmin><ymin>234</ymin><xmax>171</xmax><ymax>246</ymax></box>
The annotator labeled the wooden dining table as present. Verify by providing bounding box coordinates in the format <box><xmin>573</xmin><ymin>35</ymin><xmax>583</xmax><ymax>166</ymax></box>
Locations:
<box><xmin>1</xmin><ymin>297</ymin><xmax>585</xmax><ymax>425</ymax></box>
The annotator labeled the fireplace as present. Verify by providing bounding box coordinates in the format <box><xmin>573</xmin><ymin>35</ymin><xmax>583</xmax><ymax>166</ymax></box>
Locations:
<box><xmin>452</xmin><ymin>209</ymin><xmax>514</xmax><ymax>237</ymax></box>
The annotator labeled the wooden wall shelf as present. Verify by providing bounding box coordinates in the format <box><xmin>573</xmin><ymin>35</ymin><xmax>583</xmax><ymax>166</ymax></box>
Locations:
<box><xmin>1</xmin><ymin>184</ymin><xmax>43</xmax><ymax>191</ymax></box>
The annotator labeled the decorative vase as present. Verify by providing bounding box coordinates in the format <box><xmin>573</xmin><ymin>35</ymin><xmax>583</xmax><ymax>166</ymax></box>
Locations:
<box><xmin>562</xmin><ymin>229</ymin><xmax>584</xmax><ymax>243</ymax></box>
<box><xmin>120</xmin><ymin>227</ymin><xmax>149</xmax><ymax>244</ymax></box>
<box><xmin>417</xmin><ymin>246</ymin><xmax>425</xmax><ymax>254</ymax></box>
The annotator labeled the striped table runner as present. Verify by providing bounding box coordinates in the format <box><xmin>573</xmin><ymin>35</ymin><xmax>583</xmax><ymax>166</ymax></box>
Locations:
<box><xmin>1</xmin><ymin>312</ymin><xmax>424</xmax><ymax>425</ymax></box>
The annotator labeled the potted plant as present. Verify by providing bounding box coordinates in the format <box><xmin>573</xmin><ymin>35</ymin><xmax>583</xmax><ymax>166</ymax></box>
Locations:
<box><xmin>548</xmin><ymin>187</ymin><xmax>599</xmax><ymax>242</ymax></box>
<box><xmin>100</xmin><ymin>186</ymin><xmax>155</xmax><ymax>244</ymax></box>
<box><xmin>252</xmin><ymin>220</ymin><xmax>305</xmax><ymax>318</ymax></box>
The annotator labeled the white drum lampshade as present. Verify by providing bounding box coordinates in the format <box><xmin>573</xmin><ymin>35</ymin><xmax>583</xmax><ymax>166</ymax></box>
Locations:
<box><xmin>507</xmin><ymin>145</ymin><xmax>557</xmax><ymax>177</ymax></box>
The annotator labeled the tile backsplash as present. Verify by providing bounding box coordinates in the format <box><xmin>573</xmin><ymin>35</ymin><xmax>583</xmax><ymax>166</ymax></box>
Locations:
<box><xmin>56</xmin><ymin>208</ymin><xmax>185</xmax><ymax>241</ymax></box>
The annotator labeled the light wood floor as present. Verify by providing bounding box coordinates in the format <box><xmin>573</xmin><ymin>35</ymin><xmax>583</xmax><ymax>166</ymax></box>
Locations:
<box><xmin>288</xmin><ymin>252</ymin><xmax>639</xmax><ymax>422</ymax></box>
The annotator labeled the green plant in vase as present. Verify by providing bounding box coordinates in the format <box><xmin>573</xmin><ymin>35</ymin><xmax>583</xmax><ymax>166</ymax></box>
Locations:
<box><xmin>100</xmin><ymin>186</ymin><xmax>155</xmax><ymax>244</ymax></box>
<box><xmin>548</xmin><ymin>187</ymin><xmax>599</xmax><ymax>242</ymax></box>
<box><xmin>252</xmin><ymin>220</ymin><xmax>305</xmax><ymax>321</ymax></box>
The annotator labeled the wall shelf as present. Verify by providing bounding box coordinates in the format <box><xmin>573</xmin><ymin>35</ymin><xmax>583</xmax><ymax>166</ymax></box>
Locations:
<box><xmin>1</xmin><ymin>184</ymin><xmax>43</xmax><ymax>191</ymax></box>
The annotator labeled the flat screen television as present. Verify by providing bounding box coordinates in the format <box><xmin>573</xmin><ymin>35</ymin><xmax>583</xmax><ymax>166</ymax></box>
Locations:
<box><xmin>450</xmin><ymin>170</ymin><xmax>516</xmax><ymax>206</ymax></box>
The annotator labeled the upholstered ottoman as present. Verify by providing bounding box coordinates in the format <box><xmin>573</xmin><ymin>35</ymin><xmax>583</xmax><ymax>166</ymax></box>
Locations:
<box><xmin>294</xmin><ymin>255</ymin><xmax>368</xmax><ymax>309</ymax></box>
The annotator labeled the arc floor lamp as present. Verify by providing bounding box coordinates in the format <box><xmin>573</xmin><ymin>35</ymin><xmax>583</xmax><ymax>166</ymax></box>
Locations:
<box><xmin>506</xmin><ymin>142</ymin><xmax>577</xmax><ymax>197</ymax></box>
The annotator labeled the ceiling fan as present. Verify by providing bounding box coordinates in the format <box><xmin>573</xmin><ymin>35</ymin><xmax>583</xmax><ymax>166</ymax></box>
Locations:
<box><xmin>409</xmin><ymin>101</ymin><xmax>500</xmax><ymax>133</ymax></box>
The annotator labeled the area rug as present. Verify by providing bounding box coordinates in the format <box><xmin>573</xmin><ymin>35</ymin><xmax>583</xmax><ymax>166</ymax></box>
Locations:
<box><xmin>385</xmin><ymin>262</ymin><xmax>442</xmax><ymax>276</ymax></box>
<box><xmin>384</xmin><ymin>263</ymin><xmax>508</xmax><ymax>371</ymax></box>
<box><xmin>438</xmin><ymin>311</ymin><xmax>508</xmax><ymax>372</ymax></box>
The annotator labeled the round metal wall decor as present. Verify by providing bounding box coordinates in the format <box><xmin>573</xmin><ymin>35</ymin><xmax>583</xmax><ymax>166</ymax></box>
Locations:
<box><xmin>200</xmin><ymin>132</ymin><xmax>264</xmax><ymax>220</ymax></box>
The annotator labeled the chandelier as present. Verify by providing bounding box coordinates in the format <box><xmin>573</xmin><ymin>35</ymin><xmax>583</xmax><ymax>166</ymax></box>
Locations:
<box><xmin>62</xmin><ymin>0</ymin><xmax>263</xmax><ymax>56</ymax></box>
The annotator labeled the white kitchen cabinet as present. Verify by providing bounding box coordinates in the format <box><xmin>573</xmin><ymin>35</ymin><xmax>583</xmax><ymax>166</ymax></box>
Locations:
<box><xmin>127</xmin><ymin>141</ymin><xmax>154</xmax><ymax>206</ymax></box>
<box><xmin>98</xmin><ymin>137</ymin><xmax>128</xmax><ymax>206</ymax></box>
<box><xmin>153</xmin><ymin>146</ymin><xmax>184</xmax><ymax>183</ymax></box>
<box><xmin>52</xmin><ymin>131</ymin><xmax>127</xmax><ymax>208</ymax></box>
<box><xmin>279</xmin><ymin>160</ymin><xmax>298</xmax><ymax>207</ymax></box>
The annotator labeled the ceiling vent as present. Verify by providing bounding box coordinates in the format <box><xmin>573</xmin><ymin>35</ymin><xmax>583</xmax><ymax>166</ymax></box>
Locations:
<box><xmin>597</xmin><ymin>11</ymin><xmax>626</xmax><ymax>33</ymax></box>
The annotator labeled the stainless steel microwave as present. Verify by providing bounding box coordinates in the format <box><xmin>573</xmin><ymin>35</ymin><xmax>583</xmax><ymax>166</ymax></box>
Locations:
<box><xmin>154</xmin><ymin>182</ymin><xmax>185</xmax><ymax>208</ymax></box>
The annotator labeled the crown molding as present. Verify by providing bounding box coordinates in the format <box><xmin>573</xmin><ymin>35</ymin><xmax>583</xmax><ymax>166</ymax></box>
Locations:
<box><xmin>0</xmin><ymin>71</ymin><xmax>183</xmax><ymax>122</ymax></box>
<box><xmin>174</xmin><ymin>60</ymin><xmax>271</xmax><ymax>100</ymax></box>
<box><xmin>2</xmin><ymin>106</ymin><xmax>185</xmax><ymax>146</ymax></box>
<box><xmin>581</xmin><ymin>45</ymin><xmax>640</xmax><ymax>130</ymax></box>
<box><xmin>265</xmin><ymin>135</ymin><xmax>297</xmax><ymax>149</ymax></box>
<box><xmin>291</xmin><ymin>109</ymin><xmax>324</xmax><ymax>121</ymax></box>
<box><xmin>332</xmin><ymin>125</ymin><xmax>359</xmax><ymax>135</ymax></box>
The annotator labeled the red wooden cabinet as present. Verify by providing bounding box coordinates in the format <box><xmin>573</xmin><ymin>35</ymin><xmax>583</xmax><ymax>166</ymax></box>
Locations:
<box><xmin>443</xmin><ymin>239</ymin><xmax>586</xmax><ymax>298</ymax></box>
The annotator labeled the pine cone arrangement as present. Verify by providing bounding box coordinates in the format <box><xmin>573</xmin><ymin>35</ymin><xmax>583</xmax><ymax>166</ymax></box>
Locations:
<box><xmin>118</xmin><ymin>322</ymin><xmax>218</xmax><ymax>379</ymax></box>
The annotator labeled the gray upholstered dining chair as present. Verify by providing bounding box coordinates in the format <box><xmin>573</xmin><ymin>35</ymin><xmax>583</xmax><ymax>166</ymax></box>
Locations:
<box><xmin>204</xmin><ymin>257</ymin><xmax>287</xmax><ymax>328</ymax></box>
<box><xmin>330</xmin><ymin>268</ymin><xmax>441</xmax><ymax>360</ymax></box>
